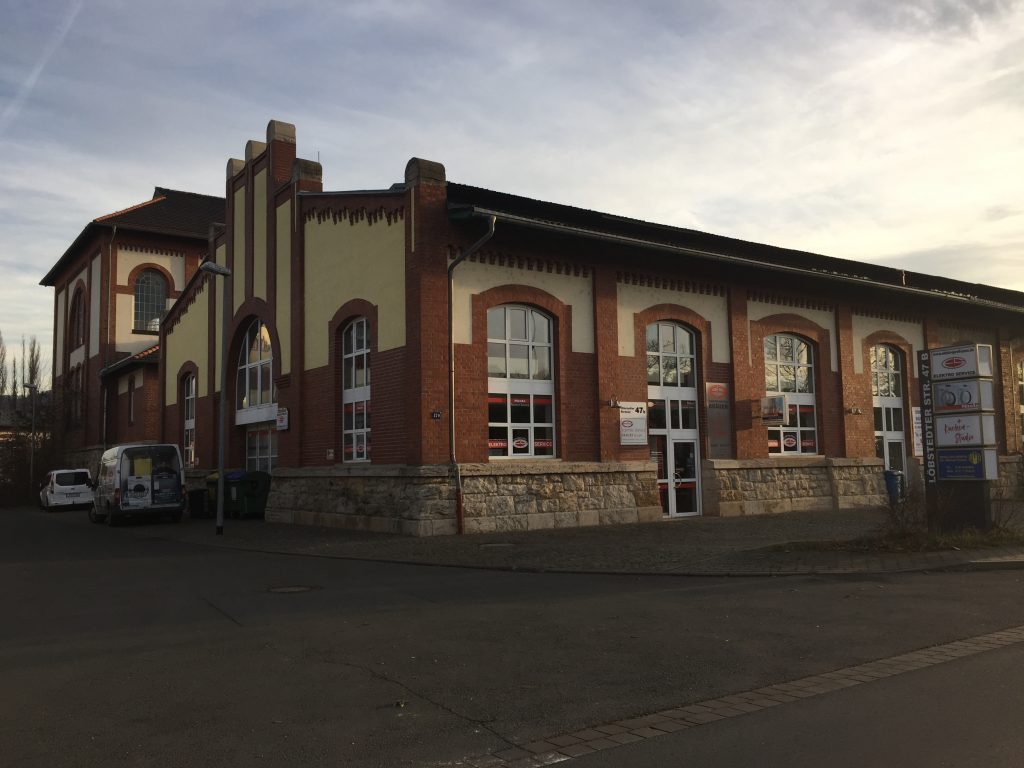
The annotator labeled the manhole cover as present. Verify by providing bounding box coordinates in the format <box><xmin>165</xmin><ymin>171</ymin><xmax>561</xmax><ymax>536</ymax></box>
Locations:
<box><xmin>268</xmin><ymin>585</ymin><xmax>319</xmax><ymax>594</ymax></box>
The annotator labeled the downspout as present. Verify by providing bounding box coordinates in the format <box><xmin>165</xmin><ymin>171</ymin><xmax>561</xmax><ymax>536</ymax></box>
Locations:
<box><xmin>102</xmin><ymin>225</ymin><xmax>118</xmax><ymax>450</ymax></box>
<box><xmin>448</xmin><ymin>215</ymin><xmax>496</xmax><ymax>534</ymax></box>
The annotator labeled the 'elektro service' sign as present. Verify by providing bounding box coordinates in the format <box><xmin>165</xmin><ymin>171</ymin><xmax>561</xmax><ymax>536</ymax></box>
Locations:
<box><xmin>929</xmin><ymin>344</ymin><xmax>993</xmax><ymax>381</ymax></box>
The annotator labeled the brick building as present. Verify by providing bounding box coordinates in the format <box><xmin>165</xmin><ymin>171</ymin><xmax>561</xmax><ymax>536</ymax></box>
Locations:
<box><xmin>143</xmin><ymin>119</ymin><xmax>1024</xmax><ymax>535</ymax></box>
<box><xmin>41</xmin><ymin>188</ymin><xmax>224</xmax><ymax>469</ymax></box>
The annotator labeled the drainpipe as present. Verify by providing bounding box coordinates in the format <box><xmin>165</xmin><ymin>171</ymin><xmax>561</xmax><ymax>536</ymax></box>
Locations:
<box><xmin>448</xmin><ymin>215</ymin><xmax>496</xmax><ymax>534</ymax></box>
<box><xmin>102</xmin><ymin>225</ymin><xmax>117</xmax><ymax>450</ymax></box>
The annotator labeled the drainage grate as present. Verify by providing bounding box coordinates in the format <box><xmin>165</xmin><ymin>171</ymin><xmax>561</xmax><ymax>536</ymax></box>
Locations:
<box><xmin>268</xmin><ymin>585</ymin><xmax>319</xmax><ymax>594</ymax></box>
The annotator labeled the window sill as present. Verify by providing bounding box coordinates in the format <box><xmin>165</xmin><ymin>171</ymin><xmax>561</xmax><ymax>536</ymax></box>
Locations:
<box><xmin>132</xmin><ymin>329</ymin><xmax>159</xmax><ymax>336</ymax></box>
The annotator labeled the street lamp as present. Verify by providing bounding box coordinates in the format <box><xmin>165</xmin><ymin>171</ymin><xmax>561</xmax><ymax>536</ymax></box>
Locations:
<box><xmin>199</xmin><ymin>260</ymin><xmax>232</xmax><ymax>535</ymax></box>
<box><xmin>23</xmin><ymin>383</ymin><xmax>37</xmax><ymax>498</ymax></box>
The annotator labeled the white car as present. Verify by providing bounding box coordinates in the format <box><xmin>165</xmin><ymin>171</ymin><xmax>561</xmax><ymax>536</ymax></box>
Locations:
<box><xmin>39</xmin><ymin>469</ymin><xmax>95</xmax><ymax>511</ymax></box>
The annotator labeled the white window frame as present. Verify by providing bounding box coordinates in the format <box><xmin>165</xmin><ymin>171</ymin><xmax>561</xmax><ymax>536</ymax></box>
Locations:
<box><xmin>134</xmin><ymin>269</ymin><xmax>167</xmax><ymax>332</ymax></box>
<box><xmin>487</xmin><ymin>305</ymin><xmax>555</xmax><ymax>458</ymax></box>
<box><xmin>183</xmin><ymin>374</ymin><xmax>196</xmax><ymax>468</ymax></box>
<box><xmin>235</xmin><ymin>319</ymin><xmax>277</xmax><ymax>426</ymax></box>
<box><xmin>764</xmin><ymin>333</ymin><xmax>818</xmax><ymax>455</ymax></box>
<box><xmin>872</xmin><ymin>345</ymin><xmax>906</xmax><ymax>471</ymax></box>
<box><xmin>341</xmin><ymin>317</ymin><xmax>371</xmax><ymax>462</ymax></box>
<box><xmin>246</xmin><ymin>423</ymin><xmax>278</xmax><ymax>473</ymax></box>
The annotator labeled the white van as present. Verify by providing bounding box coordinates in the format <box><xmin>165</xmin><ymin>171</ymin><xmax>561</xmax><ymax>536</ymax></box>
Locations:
<box><xmin>91</xmin><ymin>444</ymin><xmax>186</xmax><ymax>525</ymax></box>
<box><xmin>39</xmin><ymin>469</ymin><xmax>95</xmax><ymax>511</ymax></box>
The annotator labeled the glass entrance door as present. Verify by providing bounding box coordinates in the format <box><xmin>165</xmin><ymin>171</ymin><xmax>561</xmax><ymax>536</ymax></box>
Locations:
<box><xmin>648</xmin><ymin>399</ymin><xmax>701</xmax><ymax>517</ymax></box>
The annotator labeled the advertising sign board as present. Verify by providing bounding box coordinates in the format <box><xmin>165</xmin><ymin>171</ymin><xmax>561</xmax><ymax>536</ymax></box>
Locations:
<box><xmin>934</xmin><ymin>412</ymin><xmax>997</xmax><ymax>448</ymax></box>
<box><xmin>618</xmin><ymin>402</ymin><xmax>648</xmax><ymax>445</ymax></box>
<box><xmin>761</xmin><ymin>395</ymin><xmax>786</xmax><ymax>426</ymax></box>
<box><xmin>933</xmin><ymin>379</ymin><xmax>994</xmax><ymax>414</ymax></box>
<box><xmin>929</xmin><ymin>344</ymin><xmax>993</xmax><ymax>381</ymax></box>
<box><xmin>705</xmin><ymin>382</ymin><xmax>732</xmax><ymax>459</ymax></box>
<box><xmin>937</xmin><ymin>448</ymin><xmax>998</xmax><ymax>481</ymax></box>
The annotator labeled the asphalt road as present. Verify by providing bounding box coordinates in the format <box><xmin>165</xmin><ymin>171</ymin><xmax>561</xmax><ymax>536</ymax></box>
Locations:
<box><xmin>3</xmin><ymin>506</ymin><xmax>1024</xmax><ymax>767</ymax></box>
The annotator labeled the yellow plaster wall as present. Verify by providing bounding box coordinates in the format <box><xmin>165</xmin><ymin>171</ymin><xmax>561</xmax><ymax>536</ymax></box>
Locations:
<box><xmin>452</xmin><ymin>260</ymin><xmax>595</xmax><ymax>353</ymax></box>
<box><xmin>114</xmin><ymin>294</ymin><xmax>156</xmax><ymax>355</ymax></box>
<box><xmin>616</xmin><ymin>283</ymin><xmax>730</xmax><ymax>363</ymax></box>
<box><xmin>851</xmin><ymin>315</ymin><xmax>925</xmax><ymax>374</ymax></box>
<box><xmin>304</xmin><ymin>216</ymin><xmax>405</xmax><ymax>369</ymax></box>
<box><xmin>253</xmin><ymin>170</ymin><xmax>267</xmax><ymax>301</ymax></box>
<box><xmin>115</xmin><ymin>247</ymin><xmax>185</xmax><ymax>290</ymax></box>
<box><xmin>233</xmin><ymin>188</ymin><xmax>246</xmax><ymax>313</ymax></box>
<box><xmin>276</xmin><ymin>201</ymin><xmax>292</xmax><ymax>375</ymax></box>
<box><xmin>164</xmin><ymin>285</ymin><xmax>211</xmax><ymax>406</ymax></box>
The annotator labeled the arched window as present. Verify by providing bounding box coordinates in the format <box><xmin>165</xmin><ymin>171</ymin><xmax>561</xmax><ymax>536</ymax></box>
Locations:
<box><xmin>182</xmin><ymin>374</ymin><xmax>196</xmax><ymax>468</ymax></box>
<box><xmin>341</xmin><ymin>317</ymin><xmax>371</xmax><ymax>462</ymax></box>
<box><xmin>764</xmin><ymin>333</ymin><xmax>817</xmax><ymax>455</ymax></box>
<box><xmin>487</xmin><ymin>305</ymin><xmax>555</xmax><ymax>457</ymax></box>
<box><xmin>68</xmin><ymin>289</ymin><xmax>86</xmax><ymax>349</ymax></box>
<box><xmin>235</xmin><ymin>318</ymin><xmax>277</xmax><ymax>471</ymax></box>
<box><xmin>236</xmin><ymin>319</ymin><xmax>275</xmax><ymax>413</ymax></box>
<box><xmin>871</xmin><ymin>344</ymin><xmax>905</xmax><ymax>471</ymax></box>
<box><xmin>134</xmin><ymin>269</ymin><xmax>167</xmax><ymax>331</ymax></box>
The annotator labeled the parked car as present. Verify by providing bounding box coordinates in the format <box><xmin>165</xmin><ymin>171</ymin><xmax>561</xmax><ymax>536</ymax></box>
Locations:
<box><xmin>91</xmin><ymin>444</ymin><xmax>186</xmax><ymax>525</ymax></box>
<box><xmin>39</xmin><ymin>469</ymin><xmax>95</xmax><ymax>511</ymax></box>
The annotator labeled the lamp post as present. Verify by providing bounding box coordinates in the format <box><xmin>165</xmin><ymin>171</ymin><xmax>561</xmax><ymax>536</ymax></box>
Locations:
<box><xmin>23</xmin><ymin>383</ymin><xmax>37</xmax><ymax>497</ymax></box>
<box><xmin>199</xmin><ymin>260</ymin><xmax>232</xmax><ymax>535</ymax></box>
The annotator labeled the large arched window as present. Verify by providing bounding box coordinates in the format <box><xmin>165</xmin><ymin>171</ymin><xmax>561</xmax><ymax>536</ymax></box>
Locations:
<box><xmin>235</xmin><ymin>318</ymin><xmax>278</xmax><ymax>471</ymax></box>
<box><xmin>871</xmin><ymin>344</ymin><xmax>905</xmax><ymax>472</ymax></box>
<box><xmin>487</xmin><ymin>305</ymin><xmax>555</xmax><ymax>458</ymax></box>
<box><xmin>134</xmin><ymin>269</ymin><xmax>168</xmax><ymax>331</ymax></box>
<box><xmin>182</xmin><ymin>373</ymin><xmax>197</xmax><ymax>468</ymax></box>
<box><xmin>764</xmin><ymin>333</ymin><xmax>817</xmax><ymax>455</ymax></box>
<box><xmin>341</xmin><ymin>317</ymin><xmax>371</xmax><ymax>462</ymax></box>
<box><xmin>68</xmin><ymin>288</ymin><xmax>86</xmax><ymax>349</ymax></box>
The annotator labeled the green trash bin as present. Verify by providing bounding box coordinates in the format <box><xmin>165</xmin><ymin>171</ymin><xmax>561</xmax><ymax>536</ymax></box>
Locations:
<box><xmin>240</xmin><ymin>471</ymin><xmax>271</xmax><ymax>519</ymax></box>
<box><xmin>206</xmin><ymin>471</ymin><xmax>246</xmax><ymax>519</ymax></box>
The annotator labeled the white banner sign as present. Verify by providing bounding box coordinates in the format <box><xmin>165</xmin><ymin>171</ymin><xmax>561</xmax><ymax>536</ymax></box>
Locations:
<box><xmin>933</xmin><ymin>379</ymin><xmax>994</xmax><ymax>414</ymax></box>
<box><xmin>934</xmin><ymin>412</ymin><xmax>997</xmax><ymax>448</ymax></box>
<box><xmin>929</xmin><ymin>344</ymin><xmax>993</xmax><ymax>381</ymax></box>
<box><xmin>618</xmin><ymin>402</ymin><xmax>648</xmax><ymax>445</ymax></box>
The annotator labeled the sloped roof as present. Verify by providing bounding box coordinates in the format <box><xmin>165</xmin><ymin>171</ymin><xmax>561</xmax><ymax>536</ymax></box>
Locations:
<box><xmin>41</xmin><ymin>188</ymin><xmax>224</xmax><ymax>286</ymax></box>
<box><xmin>99</xmin><ymin>344</ymin><xmax>160</xmax><ymax>378</ymax></box>
<box><xmin>447</xmin><ymin>182</ymin><xmax>1024</xmax><ymax>315</ymax></box>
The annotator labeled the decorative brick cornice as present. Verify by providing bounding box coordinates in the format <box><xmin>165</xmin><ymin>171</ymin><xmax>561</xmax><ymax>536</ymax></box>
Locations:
<box><xmin>455</xmin><ymin>246</ymin><xmax>590</xmax><ymax>278</ymax></box>
<box><xmin>747</xmin><ymin>290</ymin><xmax>833</xmax><ymax>312</ymax></box>
<box><xmin>851</xmin><ymin>307</ymin><xmax>922</xmax><ymax>324</ymax></box>
<box><xmin>304</xmin><ymin>204</ymin><xmax>405</xmax><ymax>226</ymax></box>
<box><xmin>120</xmin><ymin>244</ymin><xmax>185</xmax><ymax>258</ymax></box>
<box><xmin>617</xmin><ymin>271</ymin><xmax>724</xmax><ymax>297</ymax></box>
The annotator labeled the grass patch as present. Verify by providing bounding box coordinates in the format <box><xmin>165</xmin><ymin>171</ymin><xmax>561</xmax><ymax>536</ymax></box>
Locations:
<box><xmin>771</xmin><ymin>527</ymin><xmax>1024</xmax><ymax>554</ymax></box>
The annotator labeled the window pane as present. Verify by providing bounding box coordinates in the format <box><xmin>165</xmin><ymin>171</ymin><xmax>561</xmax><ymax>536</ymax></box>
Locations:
<box><xmin>237</xmin><ymin>367</ymin><xmax>246</xmax><ymax>409</ymax></box>
<box><xmin>509</xmin><ymin>308</ymin><xmax>528</xmax><ymax>341</ymax></box>
<box><xmin>354</xmin><ymin>320</ymin><xmax>365</xmax><ymax>353</ymax></box>
<box><xmin>488</xmin><ymin>427</ymin><xmax>507</xmax><ymax>456</ymax></box>
<box><xmin>796</xmin><ymin>365</ymin><xmax>812</xmax><ymax>393</ymax></box>
<box><xmin>510</xmin><ymin>396</ymin><xmax>530</xmax><ymax>423</ymax></box>
<box><xmin>260</xmin><ymin>324</ymin><xmax>272</xmax><ymax>359</ymax></box>
<box><xmin>799</xmin><ymin>404</ymin><xmax>815</xmax><ymax>427</ymax></box>
<box><xmin>662</xmin><ymin>355</ymin><xmax>678</xmax><ymax>386</ymax></box>
<box><xmin>532</xmin><ymin>311</ymin><xmax>549</xmax><ymax>343</ymax></box>
<box><xmin>779</xmin><ymin>365</ymin><xmax>795</xmax><ymax>393</ymax></box>
<box><xmin>344</xmin><ymin>404</ymin><xmax>353</xmax><ymax>431</ymax></box>
<box><xmin>779</xmin><ymin>336</ymin><xmax>794</xmax><ymax>362</ymax></box>
<box><xmin>355</xmin><ymin>354</ymin><xmax>366</xmax><ymax>388</ymax></box>
<box><xmin>508</xmin><ymin>345</ymin><xmax>529</xmax><ymax>378</ymax></box>
<box><xmin>647</xmin><ymin>355</ymin><xmax>660</xmax><ymax>385</ymax></box>
<box><xmin>260</xmin><ymin>362</ymin><xmax>271</xmax><ymax>404</ymax></box>
<box><xmin>768</xmin><ymin>429</ymin><xmax>781</xmax><ymax>454</ymax></box>
<box><xmin>679</xmin><ymin>358</ymin><xmax>694</xmax><ymax>388</ymax></box>
<box><xmin>534</xmin><ymin>427</ymin><xmax>554</xmax><ymax>456</ymax></box>
<box><xmin>800</xmin><ymin>431</ymin><xmax>817</xmax><ymax>453</ymax></box>
<box><xmin>891</xmin><ymin>374</ymin><xmax>901</xmax><ymax>397</ymax></box>
<box><xmin>680</xmin><ymin>400</ymin><xmax>697</xmax><ymax>429</ymax></box>
<box><xmin>488</xmin><ymin>394</ymin><xmax>506</xmax><ymax>424</ymax></box>
<box><xmin>659</xmin><ymin>324</ymin><xmax>674</xmax><ymax>354</ymax></box>
<box><xmin>344</xmin><ymin>358</ymin><xmax>354</xmax><ymax>390</ymax></box>
<box><xmin>875</xmin><ymin>436</ymin><xmax>884</xmax><ymax>459</ymax></box>
<box><xmin>511</xmin><ymin>429</ymin><xmax>530</xmax><ymax>455</ymax></box>
<box><xmin>871</xmin><ymin>374</ymin><xmax>879</xmax><ymax>397</ymax></box>
<box><xmin>874</xmin><ymin>407</ymin><xmax>883</xmax><ymax>431</ymax></box>
<box><xmin>532</xmin><ymin>347</ymin><xmax>551</xmax><ymax>380</ymax></box>
<box><xmin>764</xmin><ymin>336</ymin><xmax>777</xmax><ymax>362</ymax></box>
<box><xmin>765</xmin><ymin>365</ymin><xmax>779</xmax><ymax>393</ymax></box>
<box><xmin>795</xmin><ymin>340</ymin><xmax>810</xmax><ymax>365</ymax></box>
<box><xmin>782</xmin><ymin>431</ymin><xmax>798</xmax><ymax>452</ymax></box>
<box><xmin>670</xmin><ymin>402</ymin><xmax>681</xmax><ymax>430</ymax></box>
<box><xmin>877</xmin><ymin>374</ymin><xmax>890</xmax><ymax>397</ymax></box>
<box><xmin>248</xmin><ymin>326</ymin><xmax>260</xmax><ymax>364</ymax></box>
<box><xmin>533</xmin><ymin>397</ymin><xmax>553</xmax><ymax>424</ymax></box>
<box><xmin>354</xmin><ymin>402</ymin><xmax>365</xmax><ymax>430</ymax></box>
<box><xmin>487</xmin><ymin>342</ymin><xmax>506</xmax><ymax>377</ymax></box>
<box><xmin>677</xmin><ymin>329</ymin><xmax>692</xmax><ymax>356</ymax></box>
<box><xmin>649</xmin><ymin>400</ymin><xmax>666</xmax><ymax>430</ymax></box>
<box><xmin>646</xmin><ymin>324</ymin><xmax>658</xmax><ymax>353</ymax></box>
<box><xmin>888</xmin><ymin>442</ymin><xmax>904</xmax><ymax>472</ymax></box>
<box><xmin>343</xmin><ymin>324</ymin><xmax>353</xmax><ymax>355</ymax></box>
<box><xmin>487</xmin><ymin>307</ymin><xmax>505</xmax><ymax>340</ymax></box>
<box><xmin>248</xmin><ymin>368</ymin><xmax>258</xmax><ymax>408</ymax></box>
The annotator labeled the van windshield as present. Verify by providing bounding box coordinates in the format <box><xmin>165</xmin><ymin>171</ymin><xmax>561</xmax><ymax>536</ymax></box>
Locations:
<box><xmin>55</xmin><ymin>471</ymin><xmax>90</xmax><ymax>486</ymax></box>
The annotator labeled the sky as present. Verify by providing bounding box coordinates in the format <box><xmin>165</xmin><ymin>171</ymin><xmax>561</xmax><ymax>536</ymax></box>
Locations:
<box><xmin>1</xmin><ymin>0</ymin><xmax>1021</xmax><ymax>387</ymax></box>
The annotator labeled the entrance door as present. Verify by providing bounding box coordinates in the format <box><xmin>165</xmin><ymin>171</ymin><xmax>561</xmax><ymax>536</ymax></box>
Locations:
<box><xmin>871</xmin><ymin>345</ymin><xmax>906</xmax><ymax>473</ymax></box>
<box><xmin>646</xmin><ymin>322</ymin><xmax>701</xmax><ymax>517</ymax></box>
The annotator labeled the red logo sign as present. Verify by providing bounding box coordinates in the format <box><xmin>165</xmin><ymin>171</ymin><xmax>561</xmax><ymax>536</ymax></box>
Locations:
<box><xmin>942</xmin><ymin>357</ymin><xmax>966</xmax><ymax>370</ymax></box>
<box><xmin>622</xmin><ymin>420</ymin><xmax>633</xmax><ymax>428</ymax></box>
<box><xmin>708</xmin><ymin>384</ymin><xmax>727</xmax><ymax>399</ymax></box>
<box><xmin>512</xmin><ymin>438</ymin><xmax>529</xmax><ymax>449</ymax></box>
<box><xmin>783</xmin><ymin>436</ymin><xmax>797</xmax><ymax>448</ymax></box>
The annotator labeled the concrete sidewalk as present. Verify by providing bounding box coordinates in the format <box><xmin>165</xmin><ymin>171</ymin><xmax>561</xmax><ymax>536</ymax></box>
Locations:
<box><xmin>154</xmin><ymin>507</ymin><xmax>1024</xmax><ymax>576</ymax></box>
